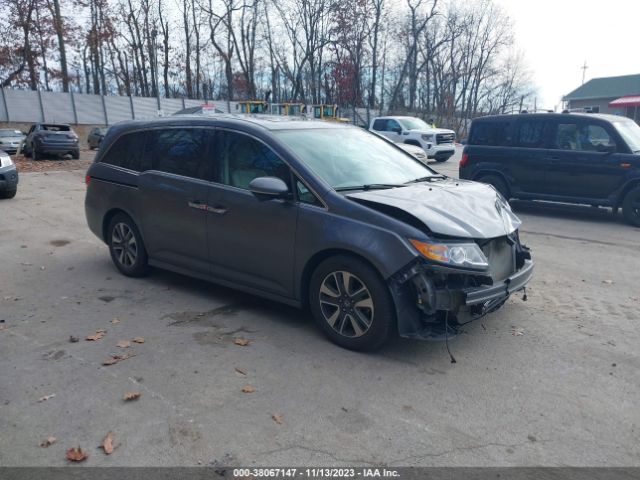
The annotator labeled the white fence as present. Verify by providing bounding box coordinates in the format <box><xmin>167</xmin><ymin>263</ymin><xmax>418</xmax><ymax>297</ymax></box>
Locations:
<box><xmin>0</xmin><ymin>88</ymin><xmax>211</xmax><ymax>125</ymax></box>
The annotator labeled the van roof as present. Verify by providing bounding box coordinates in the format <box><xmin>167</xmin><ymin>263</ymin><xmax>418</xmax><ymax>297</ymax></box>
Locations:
<box><xmin>472</xmin><ymin>112</ymin><xmax>630</xmax><ymax>123</ymax></box>
<box><xmin>107</xmin><ymin>114</ymin><xmax>348</xmax><ymax>134</ymax></box>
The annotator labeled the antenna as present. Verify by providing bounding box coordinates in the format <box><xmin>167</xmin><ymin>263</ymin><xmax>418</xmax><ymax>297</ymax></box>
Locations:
<box><xmin>581</xmin><ymin>61</ymin><xmax>589</xmax><ymax>85</ymax></box>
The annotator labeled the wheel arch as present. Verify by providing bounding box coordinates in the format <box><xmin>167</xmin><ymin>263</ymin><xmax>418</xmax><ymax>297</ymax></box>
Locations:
<box><xmin>472</xmin><ymin>170</ymin><xmax>512</xmax><ymax>195</ymax></box>
<box><xmin>403</xmin><ymin>139</ymin><xmax>421</xmax><ymax>147</ymax></box>
<box><xmin>102</xmin><ymin>208</ymin><xmax>139</xmax><ymax>243</ymax></box>
<box><xmin>616</xmin><ymin>179</ymin><xmax>640</xmax><ymax>207</ymax></box>
<box><xmin>299</xmin><ymin>248</ymin><xmax>389</xmax><ymax>310</ymax></box>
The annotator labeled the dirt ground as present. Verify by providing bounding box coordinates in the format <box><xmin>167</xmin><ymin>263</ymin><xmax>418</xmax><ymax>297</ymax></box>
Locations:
<box><xmin>0</xmin><ymin>150</ymin><xmax>638</xmax><ymax>467</ymax></box>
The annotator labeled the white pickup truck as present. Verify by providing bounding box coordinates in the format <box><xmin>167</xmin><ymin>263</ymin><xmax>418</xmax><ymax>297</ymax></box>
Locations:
<box><xmin>370</xmin><ymin>116</ymin><xmax>456</xmax><ymax>162</ymax></box>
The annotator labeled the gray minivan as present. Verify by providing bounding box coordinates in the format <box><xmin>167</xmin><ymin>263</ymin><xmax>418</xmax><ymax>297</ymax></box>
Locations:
<box><xmin>85</xmin><ymin>115</ymin><xmax>533</xmax><ymax>350</ymax></box>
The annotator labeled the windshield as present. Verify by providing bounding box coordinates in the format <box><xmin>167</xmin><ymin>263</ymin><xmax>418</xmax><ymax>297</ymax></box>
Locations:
<box><xmin>398</xmin><ymin>117</ymin><xmax>431</xmax><ymax>131</ymax></box>
<box><xmin>275</xmin><ymin>127</ymin><xmax>437</xmax><ymax>190</ymax></box>
<box><xmin>614</xmin><ymin>120</ymin><xmax>640</xmax><ymax>152</ymax></box>
<box><xmin>0</xmin><ymin>129</ymin><xmax>22</xmax><ymax>137</ymax></box>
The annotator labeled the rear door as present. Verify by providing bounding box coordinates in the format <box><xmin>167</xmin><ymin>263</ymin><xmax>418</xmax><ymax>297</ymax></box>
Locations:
<box><xmin>138</xmin><ymin>127</ymin><xmax>213</xmax><ymax>275</ymax></box>
<box><xmin>510</xmin><ymin>118</ymin><xmax>554</xmax><ymax>194</ymax></box>
<box><xmin>205</xmin><ymin>129</ymin><xmax>298</xmax><ymax>297</ymax></box>
<box><xmin>546</xmin><ymin>119</ymin><xmax>626</xmax><ymax>199</ymax></box>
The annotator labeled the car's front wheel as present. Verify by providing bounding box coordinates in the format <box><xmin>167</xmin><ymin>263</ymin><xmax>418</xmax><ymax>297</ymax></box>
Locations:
<box><xmin>107</xmin><ymin>213</ymin><xmax>150</xmax><ymax>277</ymax></box>
<box><xmin>622</xmin><ymin>186</ymin><xmax>640</xmax><ymax>227</ymax></box>
<box><xmin>309</xmin><ymin>255</ymin><xmax>395</xmax><ymax>351</ymax></box>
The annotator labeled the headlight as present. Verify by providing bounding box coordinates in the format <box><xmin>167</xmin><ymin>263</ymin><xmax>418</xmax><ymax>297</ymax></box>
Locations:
<box><xmin>0</xmin><ymin>154</ymin><xmax>13</xmax><ymax>167</ymax></box>
<box><xmin>409</xmin><ymin>239</ymin><xmax>489</xmax><ymax>270</ymax></box>
<box><xmin>421</xmin><ymin>134</ymin><xmax>434</xmax><ymax>141</ymax></box>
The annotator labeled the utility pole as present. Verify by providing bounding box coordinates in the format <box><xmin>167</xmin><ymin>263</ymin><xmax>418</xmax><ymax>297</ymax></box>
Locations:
<box><xmin>581</xmin><ymin>61</ymin><xmax>589</xmax><ymax>84</ymax></box>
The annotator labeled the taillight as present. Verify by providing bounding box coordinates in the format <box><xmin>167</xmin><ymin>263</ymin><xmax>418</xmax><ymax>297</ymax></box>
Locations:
<box><xmin>85</xmin><ymin>175</ymin><xmax>90</xmax><ymax>185</ymax></box>
<box><xmin>459</xmin><ymin>153</ymin><xmax>469</xmax><ymax>167</ymax></box>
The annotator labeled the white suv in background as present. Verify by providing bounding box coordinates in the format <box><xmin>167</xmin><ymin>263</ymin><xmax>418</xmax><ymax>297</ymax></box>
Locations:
<box><xmin>370</xmin><ymin>116</ymin><xmax>456</xmax><ymax>162</ymax></box>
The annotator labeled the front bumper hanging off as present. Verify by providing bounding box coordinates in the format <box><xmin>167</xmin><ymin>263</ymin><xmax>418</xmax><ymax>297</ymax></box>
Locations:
<box><xmin>389</xmin><ymin>251</ymin><xmax>534</xmax><ymax>341</ymax></box>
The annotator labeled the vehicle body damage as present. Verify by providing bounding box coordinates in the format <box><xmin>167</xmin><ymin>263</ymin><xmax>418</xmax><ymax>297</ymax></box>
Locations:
<box><xmin>341</xmin><ymin>180</ymin><xmax>533</xmax><ymax>339</ymax></box>
<box><xmin>86</xmin><ymin>116</ymin><xmax>532</xmax><ymax>349</ymax></box>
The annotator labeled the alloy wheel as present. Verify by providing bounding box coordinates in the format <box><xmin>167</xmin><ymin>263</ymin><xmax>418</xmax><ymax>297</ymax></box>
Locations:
<box><xmin>319</xmin><ymin>271</ymin><xmax>374</xmax><ymax>338</ymax></box>
<box><xmin>111</xmin><ymin>222</ymin><xmax>138</xmax><ymax>268</ymax></box>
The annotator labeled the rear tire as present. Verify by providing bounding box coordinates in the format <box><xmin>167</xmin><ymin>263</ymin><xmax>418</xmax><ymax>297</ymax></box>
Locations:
<box><xmin>309</xmin><ymin>255</ymin><xmax>395</xmax><ymax>351</ymax></box>
<box><xmin>622</xmin><ymin>186</ymin><xmax>640</xmax><ymax>227</ymax></box>
<box><xmin>476</xmin><ymin>174</ymin><xmax>510</xmax><ymax>200</ymax></box>
<box><xmin>72</xmin><ymin>150</ymin><xmax>80</xmax><ymax>160</ymax></box>
<box><xmin>33</xmin><ymin>148</ymin><xmax>42</xmax><ymax>161</ymax></box>
<box><xmin>107</xmin><ymin>213</ymin><xmax>150</xmax><ymax>277</ymax></box>
<box><xmin>0</xmin><ymin>189</ymin><xmax>16</xmax><ymax>199</ymax></box>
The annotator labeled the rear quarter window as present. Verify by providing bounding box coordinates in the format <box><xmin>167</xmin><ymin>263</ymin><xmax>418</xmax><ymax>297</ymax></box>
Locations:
<box><xmin>469</xmin><ymin>121</ymin><xmax>513</xmax><ymax>146</ymax></box>
<box><xmin>372</xmin><ymin>119</ymin><xmax>386</xmax><ymax>131</ymax></box>
<box><xmin>100</xmin><ymin>132</ymin><xmax>147</xmax><ymax>172</ymax></box>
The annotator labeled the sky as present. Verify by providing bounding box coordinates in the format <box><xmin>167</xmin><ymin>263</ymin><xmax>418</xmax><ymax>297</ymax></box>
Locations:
<box><xmin>493</xmin><ymin>0</ymin><xmax>640</xmax><ymax>111</ymax></box>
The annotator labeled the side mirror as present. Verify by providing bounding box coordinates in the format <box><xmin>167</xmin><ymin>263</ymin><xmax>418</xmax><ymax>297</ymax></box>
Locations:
<box><xmin>248</xmin><ymin>176</ymin><xmax>289</xmax><ymax>199</ymax></box>
<box><xmin>391</xmin><ymin>127</ymin><xmax>402</xmax><ymax>134</ymax></box>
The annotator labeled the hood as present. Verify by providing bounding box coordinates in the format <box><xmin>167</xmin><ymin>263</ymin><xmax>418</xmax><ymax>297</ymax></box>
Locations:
<box><xmin>346</xmin><ymin>178</ymin><xmax>521</xmax><ymax>239</ymax></box>
<box><xmin>408</xmin><ymin>128</ymin><xmax>455</xmax><ymax>135</ymax></box>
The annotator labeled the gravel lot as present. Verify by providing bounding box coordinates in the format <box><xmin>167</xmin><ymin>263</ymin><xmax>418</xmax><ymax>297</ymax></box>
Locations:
<box><xmin>0</xmin><ymin>150</ymin><xmax>638</xmax><ymax>467</ymax></box>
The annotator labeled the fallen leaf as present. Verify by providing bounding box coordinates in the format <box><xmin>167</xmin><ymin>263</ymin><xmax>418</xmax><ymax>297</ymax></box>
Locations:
<box><xmin>241</xmin><ymin>385</ymin><xmax>256</xmax><ymax>393</ymax></box>
<box><xmin>66</xmin><ymin>447</ymin><xmax>88</xmax><ymax>462</ymax></box>
<box><xmin>101</xmin><ymin>431</ymin><xmax>114</xmax><ymax>454</ymax></box>
<box><xmin>69</xmin><ymin>335</ymin><xmax>79</xmax><ymax>343</ymax></box>
<box><xmin>234</xmin><ymin>337</ymin><xmax>250</xmax><ymax>346</ymax></box>
<box><xmin>110</xmin><ymin>318</ymin><xmax>121</xmax><ymax>324</ymax></box>
<box><xmin>602</xmin><ymin>279</ymin><xmax>614</xmax><ymax>285</ymax></box>
<box><xmin>86</xmin><ymin>331</ymin><xmax>105</xmax><ymax>341</ymax></box>
<box><xmin>21</xmin><ymin>262</ymin><xmax>33</xmax><ymax>266</ymax></box>
<box><xmin>40</xmin><ymin>266</ymin><xmax>46</xmax><ymax>271</ymax></box>
<box><xmin>271</xmin><ymin>414</ymin><xmax>283</xmax><ymax>424</ymax></box>
<box><xmin>116</xmin><ymin>340</ymin><xmax>130</xmax><ymax>348</ymax></box>
<box><xmin>96</xmin><ymin>329</ymin><xmax>106</xmax><ymax>333</ymax></box>
<box><xmin>511</xmin><ymin>328</ymin><xmax>524</xmax><ymax>336</ymax></box>
<box><xmin>123</xmin><ymin>391</ymin><xmax>141</xmax><ymax>401</ymax></box>
<box><xmin>40</xmin><ymin>436</ymin><xmax>57</xmax><ymax>447</ymax></box>
<box><xmin>102</xmin><ymin>352</ymin><xmax>136</xmax><ymax>366</ymax></box>
<box><xmin>401</xmin><ymin>405</ymin><xmax>414</xmax><ymax>412</ymax></box>
<box><xmin>234</xmin><ymin>367</ymin><xmax>247</xmax><ymax>376</ymax></box>
<box><xmin>38</xmin><ymin>393</ymin><xmax>56</xmax><ymax>402</ymax></box>
<box><xmin>0</xmin><ymin>325</ymin><xmax>5</xmax><ymax>331</ymax></box>
<box><xmin>132</xmin><ymin>337</ymin><xmax>145</xmax><ymax>344</ymax></box>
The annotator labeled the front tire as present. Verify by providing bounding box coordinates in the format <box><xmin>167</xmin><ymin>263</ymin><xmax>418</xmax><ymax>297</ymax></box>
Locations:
<box><xmin>0</xmin><ymin>189</ymin><xmax>16</xmax><ymax>199</ymax></box>
<box><xmin>477</xmin><ymin>174</ymin><xmax>510</xmax><ymax>200</ymax></box>
<box><xmin>309</xmin><ymin>255</ymin><xmax>395</xmax><ymax>351</ymax></box>
<box><xmin>622</xmin><ymin>186</ymin><xmax>640</xmax><ymax>227</ymax></box>
<box><xmin>107</xmin><ymin>213</ymin><xmax>150</xmax><ymax>277</ymax></box>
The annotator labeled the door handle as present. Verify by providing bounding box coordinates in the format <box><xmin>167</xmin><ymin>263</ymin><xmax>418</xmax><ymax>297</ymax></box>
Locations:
<box><xmin>207</xmin><ymin>205</ymin><xmax>227</xmax><ymax>215</ymax></box>
<box><xmin>188</xmin><ymin>200</ymin><xmax>208</xmax><ymax>211</ymax></box>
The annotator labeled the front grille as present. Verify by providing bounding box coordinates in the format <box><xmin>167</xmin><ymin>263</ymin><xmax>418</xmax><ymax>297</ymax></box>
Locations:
<box><xmin>481</xmin><ymin>237</ymin><xmax>515</xmax><ymax>282</ymax></box>
<box><xmin>436</xmin><ymin>133</ymin><xmax>455</xmax><ymax>145</ymax></box>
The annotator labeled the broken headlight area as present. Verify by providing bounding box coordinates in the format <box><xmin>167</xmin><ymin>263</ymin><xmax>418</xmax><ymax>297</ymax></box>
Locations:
<box><xmin>390</xmin><ymin>233</ymin><xmax>532</xmax><ymax>340</ymax></box>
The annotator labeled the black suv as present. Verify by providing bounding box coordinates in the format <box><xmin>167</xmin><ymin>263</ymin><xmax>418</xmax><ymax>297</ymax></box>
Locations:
<box><xmin>459</xmin><ymin>113</ymin><xmax>640</xmax><ymax>226</ymax></box>
<box><xmin>85</xmin><ymin>115</ymin><xmax>533</xmax><ymax>350</ymax></box>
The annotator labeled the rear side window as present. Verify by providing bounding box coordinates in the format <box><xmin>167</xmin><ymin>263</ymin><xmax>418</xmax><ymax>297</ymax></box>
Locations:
<box><xmin>554</xmin><ymin>122</ymin><xmax>617</xmax><ymax>152</ymax></box>
<box><xmin>101</xmin><ymin>132</ymin><xmax>147</xmax><ymax>172</ymax></box>
<box><xmin>516</xmin><ymin>120</ymin><xmax>548</xmax><ymax>148</ymax></box>
<box><xmin>469</xmin><ymin>121</ymin><xmax>512</xmax><ymax>146</ymax></box>
<box><xmin>147</xmin><ymin>128</ymin><xmax>212</xmax><ymax>180</ymax></box>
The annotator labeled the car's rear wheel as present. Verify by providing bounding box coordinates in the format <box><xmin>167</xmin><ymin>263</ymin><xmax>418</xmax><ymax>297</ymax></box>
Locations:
<box><xmin>0</xmin><ymin>189</ymin><xmax>16</xmax><ymax>199</ymax></box>
<box><xmin>33</xmin><ymin>148</ymin><xmax>43</xmax><ymax>161</ymax></box>
<box><xmin>477</xmin><ymin>174</ymin><xmax>510</xmax><ymax>200</ymax></box>
<box><xmin>622</xmin><ymin>186</ymin><xmax>640</xmax><ymax>227</ymax></box>
<box><xmin>72</xmin><ymin>150</ymin><xmax>80</xmax><ymax>160</ymax></box>
<box><xmin>107</xmin><ymin>213</ymin><xmax>150</xmax><ymax>277</ymax></box>
<box><xmin>309</xmin><ymin>255</ymin><xmax>395</xmax><ymax>351</ymax></box>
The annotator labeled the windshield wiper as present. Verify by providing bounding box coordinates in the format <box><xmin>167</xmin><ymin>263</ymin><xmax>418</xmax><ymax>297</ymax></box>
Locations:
<box><xmin>335</xmin><ymin>183</ymin><xmax>406</xmax><ymax>192</ymax></box>
<box><xmin>405</xmin><ymin>175</ymin><xmax>446</xmax><ymax>184</ymax></box>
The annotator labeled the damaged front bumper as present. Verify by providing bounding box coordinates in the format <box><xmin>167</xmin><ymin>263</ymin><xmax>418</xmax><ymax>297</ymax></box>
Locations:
<box><xmin>389</xmin><ymin>246</ymin><xmax>533</xmax><ymax>341</ymax></box>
